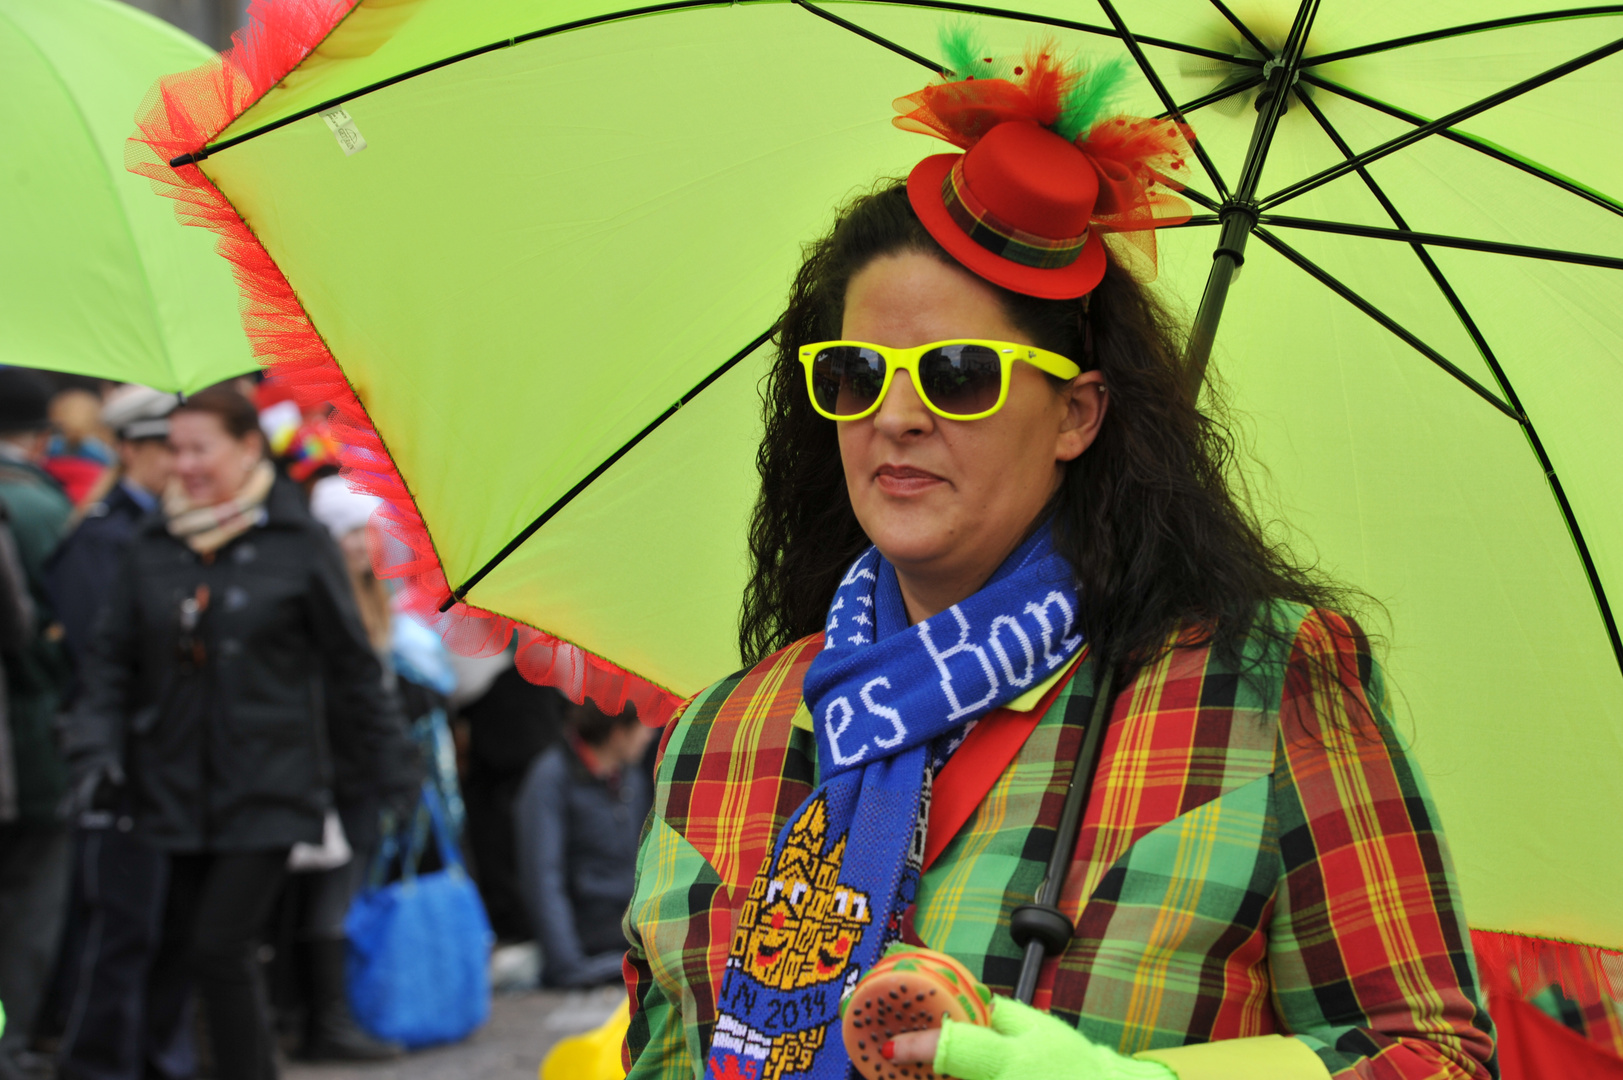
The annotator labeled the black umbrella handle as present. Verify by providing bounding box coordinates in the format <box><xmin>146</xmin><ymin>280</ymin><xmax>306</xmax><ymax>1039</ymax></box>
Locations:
<box><xmin>1011</xmin><ymin>661</ymin><xmax>1117</xmax><ymax>1005</ymax></box>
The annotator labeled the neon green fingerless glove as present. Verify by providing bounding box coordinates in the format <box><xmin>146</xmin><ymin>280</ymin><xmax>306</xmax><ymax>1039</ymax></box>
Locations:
<box><xmin>933</xmin><ymin>996</ymin><xmax>1176</xmax><ymax>1080</ymax></box>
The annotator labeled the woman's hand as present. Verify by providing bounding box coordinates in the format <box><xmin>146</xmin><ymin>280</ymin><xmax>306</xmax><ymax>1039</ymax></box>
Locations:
<box><xmin>886</xmin><ymin>996</ymin><xmax>1176</xmax><ymax>1080</ymax></box>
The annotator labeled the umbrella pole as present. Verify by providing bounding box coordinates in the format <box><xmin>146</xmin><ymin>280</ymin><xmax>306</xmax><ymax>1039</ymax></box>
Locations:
<box><xmin>1184</xmin><ymin>0</ymin><xmax>1323</xmax><ymax>395</ymax></box>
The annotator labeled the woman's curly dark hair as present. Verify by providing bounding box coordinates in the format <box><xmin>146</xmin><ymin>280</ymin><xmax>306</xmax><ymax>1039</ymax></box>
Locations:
<box><xmin>740</xmin><ymin>180</ymin><xmax>1360</xmax><ymax>677</ymax></box>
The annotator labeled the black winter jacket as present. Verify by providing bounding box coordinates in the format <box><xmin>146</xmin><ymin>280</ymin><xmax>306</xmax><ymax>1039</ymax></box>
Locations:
<box><xmin>63</xmin><ymin>478</ymin><xmax>419</xmax><ymax>852</ymax></box>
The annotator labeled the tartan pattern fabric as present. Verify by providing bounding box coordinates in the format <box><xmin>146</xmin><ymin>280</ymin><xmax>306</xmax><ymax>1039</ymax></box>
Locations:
<box><xmin>941</xmin><ymin>158</ymin><xmax>1091</xmax><ymax>269</ymax></box>
<box><xmin>623</xmin><ymin>606</ymin><xmax>1497</xmax><ymax>1079</ymax></box>
<box><xmin>624</xmin><ymin>639</ymin><xmax>823</xmax><ymax>1076</ymax></box>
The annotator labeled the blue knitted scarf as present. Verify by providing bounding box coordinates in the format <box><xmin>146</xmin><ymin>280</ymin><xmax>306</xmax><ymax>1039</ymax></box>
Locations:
<box><xmin>705</xmin><ymin>526</ymin><xmax>1083</xmax><ymax>1080</ymax></box>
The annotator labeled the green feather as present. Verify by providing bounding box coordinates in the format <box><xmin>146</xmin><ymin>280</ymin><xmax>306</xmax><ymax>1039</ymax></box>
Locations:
<box><xmin>938</xmin><ymin>23</ymin><xmax>1006</xmax><ymax>82</ymax></box>
<box><xmin>1055</xmin><ymin>55</ymin><xmax>1130</xmax><ymax>142</ymax></box>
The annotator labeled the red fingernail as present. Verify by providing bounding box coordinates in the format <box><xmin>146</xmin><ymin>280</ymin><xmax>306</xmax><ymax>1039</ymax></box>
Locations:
<box><xmin>880</xmin><ymin>1040</ymin><xmax>895</xmax><ymax>1061</ymax></box>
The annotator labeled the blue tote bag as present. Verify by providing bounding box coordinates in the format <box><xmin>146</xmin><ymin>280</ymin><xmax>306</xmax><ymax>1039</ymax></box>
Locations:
<box><xmin>346</xmin><ymin>782</ymin><xmax>493</xmax><ymax>1048</ymax></box>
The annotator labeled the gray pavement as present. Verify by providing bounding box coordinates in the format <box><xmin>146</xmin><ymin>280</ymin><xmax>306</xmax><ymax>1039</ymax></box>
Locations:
<box><xmin>284</xmin><ymin>988</ymin><xmax>623</xmax><ymax>1080</ymax></box>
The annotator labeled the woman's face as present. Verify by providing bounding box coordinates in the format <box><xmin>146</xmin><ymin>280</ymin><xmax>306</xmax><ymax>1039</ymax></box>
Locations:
<box><xmin>338</xmin><ymin>527</ymin><xmax>372</xmax><ymax>578</ymax></box>
<box><xmin>169</xmin><ymin>411</ymin><xmax>262</xmax><ymax>505</ymax></box>
<box><xmin>837</xmin><ymin>252</ymin><xmax>1106</xmax><ymax>619</ymax></box>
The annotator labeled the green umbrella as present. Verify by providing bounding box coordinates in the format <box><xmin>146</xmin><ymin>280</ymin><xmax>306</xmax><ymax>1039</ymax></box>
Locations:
<box><xmin>1</xmin><ymin>0</ymin><xmax>252</xmax><ymax>391</ymax></box>
<box><xmin>131</xmin><ymin>0</ymin><xmax>1623</xmax><ymax>976</ymax></box>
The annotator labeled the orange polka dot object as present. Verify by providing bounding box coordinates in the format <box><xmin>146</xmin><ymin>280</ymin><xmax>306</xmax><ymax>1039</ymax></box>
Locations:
<box><xmin>841</xmin><ymin>946</ymin><xmax>994</xmax><ymax>1080</ymax></box>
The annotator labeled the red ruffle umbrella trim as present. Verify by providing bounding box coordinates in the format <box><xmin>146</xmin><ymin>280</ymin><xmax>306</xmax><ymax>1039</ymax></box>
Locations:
<box><xmin>125</xmin><ymin>0</ymin><xmax>683</xmax><ymax>726</ymax></box>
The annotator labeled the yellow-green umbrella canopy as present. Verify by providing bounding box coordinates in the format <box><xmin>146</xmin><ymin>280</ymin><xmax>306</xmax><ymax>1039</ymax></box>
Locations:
<box><xmin>0</xmin><ymin>0</ymin><xmax>252</xmax><ymax>392</ymax></box>
<box><xmin>140</xmin><ymin>0</ymin><xmax>1622</xmax><ymax>963</ymax></box>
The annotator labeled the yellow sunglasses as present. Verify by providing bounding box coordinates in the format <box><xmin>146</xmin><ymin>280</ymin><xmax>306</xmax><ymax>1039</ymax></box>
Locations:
<box><xmin>798</xmin><ymin>339</ymin><xmax>1082</xmax><ymax>421</ymax></box>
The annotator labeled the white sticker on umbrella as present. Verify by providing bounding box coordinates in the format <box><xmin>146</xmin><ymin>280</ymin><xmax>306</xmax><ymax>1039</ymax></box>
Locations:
<box><xmin>321</xmin><ymin>107</ymin><xmax>367</xmax><ymax>156</ymax></box>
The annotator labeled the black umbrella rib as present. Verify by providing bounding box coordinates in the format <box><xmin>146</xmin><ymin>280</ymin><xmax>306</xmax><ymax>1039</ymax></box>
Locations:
<box><xmin>440</xmin><ymin>327</ymin><xmax>776</xmax><ymax>611</ymax></box>
<box><xmin>1292</xmin><ymin>95</ymin><xmax>1515</xmax><ymax>404</ymax></box>
<box><xmin>1298</xmin><ymin>73</ymin><xmax>1623</xmax><ymax>220</ymax></box>
<box><xmin>875</xmin><ymin>0</ymin><xmax>1258</xmax><ymax>65</ymax></box>
<box><xmin>170</xmin><ymin>0</ymin><xmax>1261</xmax><ymax>166</ymax></box>
<box><xmin>1249</xmin><ymin>226</ymin><xmax>1517</xmax><ymax>418</ymax></box>
<box><xmin>1179</xmin><ymin>187</ymin><xmax>1222</xmax><ymax>212</ymax></box>
<box><xmin>1259</xmin><ymin>36</ymin><xmax>1623</xmax><ymax>210</ymax></box>
<box><xmin>1258</xmin><ymin>216</ymin><xmax>1623</xmax><ymax>269</ymax></box>
<box><xmin>169</xmin><ymin>0</ymin><xmax>735</xmax><ymax>165</ymax></box>
<box><xmin>802</xmin><ymin>0</ymin><xmax>1248</xmax><ymax>86</ymax></box>
<box><xmin>1305</xmin><ymin>7</ymin><xmax>1623</xmax><ymax>66</ymax></box>
<box><xmin>1292</xmin><ymin>96</ymin><xmax>1623</xmax><ymax>682</ymax></box>
<box><xmin>792</xmin><ymin>1</ymin><xmax>940</xmax><ymax>70</ymax></box>
<box><xmin>1161</xmin><ymin>74</ymin><xmax>1266</xmax><ymax>120</ymax></box>
<box><xmin>1292</xmin><ymin>90</ymin><xmax>1536</xmax><ymax>401</ymax></box>
<box><xmin>1241</xmin><ymin>228</ymin><xmax>1623</xmax><ymax>672</ymax></box>
<box><xmin>1093</xmin><ymin>0</ymin><xmax>1231</xmax><ymax>199</ymax></box>
<box><xmin>1205</xmin><ymin>0</ymin><xmax>1275</xmax><ymax>59</ymax></box>
<box><xmin>1523</xmin><ymin>442</ymin><xmax>1623</xmax><ymax>679</ymax></box>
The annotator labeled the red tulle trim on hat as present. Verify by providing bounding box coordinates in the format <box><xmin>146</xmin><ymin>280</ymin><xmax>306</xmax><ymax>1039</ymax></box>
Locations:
<box><xmin>893</xmin><ymin>57</ymin><xmax>1066</xmax><ymax>149</ymax></box>
<box><xmin>1472</xmin><ymin>928</ymin><xmax>1623</xmax><ymax>1008</ymax></box>
<box><xmin>126</xmin><ymin>0</ymin><xmax>684</xmax><ymax>726</ymax></box>
<box><xmin>1078</xmin><ymin>116</ymin><xmax>1196</xmax><ymax>280</ymax></box>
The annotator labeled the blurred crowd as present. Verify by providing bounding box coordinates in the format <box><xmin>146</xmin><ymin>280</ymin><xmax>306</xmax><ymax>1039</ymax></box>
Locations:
<box><xmin>0</xmin><ymin>367</ymin><xmax>651</xmax><ymax>1080</ymax></box>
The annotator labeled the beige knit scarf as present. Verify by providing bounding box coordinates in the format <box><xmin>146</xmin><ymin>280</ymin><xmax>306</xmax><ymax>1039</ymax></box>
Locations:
<box><xmin>164</xmin><ymin>460</ymin><xmax>276</xmax><ymax>556</ymax></box>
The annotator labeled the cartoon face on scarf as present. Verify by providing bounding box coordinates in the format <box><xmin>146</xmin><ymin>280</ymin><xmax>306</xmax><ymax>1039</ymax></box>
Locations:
<box><xmin>731</xmin><ymin>795</ymin><xmax>872</xmax><ymax>991</ymax></box>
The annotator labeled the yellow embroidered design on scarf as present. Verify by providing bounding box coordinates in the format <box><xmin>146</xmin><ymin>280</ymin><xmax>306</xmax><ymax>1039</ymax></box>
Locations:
<box><xmin>730</xmin><ymin>795</ymin><xmax>872</xmax><ymax>992</ymax></box>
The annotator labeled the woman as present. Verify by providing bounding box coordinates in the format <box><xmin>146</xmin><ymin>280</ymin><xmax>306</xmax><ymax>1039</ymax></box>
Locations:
<box><xmin>622</xmin><ymin>45</ymin><xmax>1495</xmax><ymax>1080</ymax></box>
<box><xmin>64</xmin><ymin>388</ymin><xmax>418</xmax><ymax>1080</ymax></box>
<box><xmin>283</xmin><ymin>476</ymin><xmax>406</xmax><ymax>1062</ymax></box>
<box><xmin>515</xmin><ymin>700</ymin><xmax>653</xmax><ymax>989</ymax></box>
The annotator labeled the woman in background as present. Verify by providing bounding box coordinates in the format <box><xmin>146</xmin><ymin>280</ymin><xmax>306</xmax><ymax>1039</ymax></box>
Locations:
<box><xmin>65</xmin><ymin>388</ymin><xmax>418</xmax><ymax>1080</ymax></box>
<box><xmin>517</xmin><ymin>700</ymin><xmax>652</xmax><ymax>989</ymax></box>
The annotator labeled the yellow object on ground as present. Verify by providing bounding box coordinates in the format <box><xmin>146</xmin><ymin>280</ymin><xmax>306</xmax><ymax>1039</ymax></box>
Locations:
<box><xmin>541</xmin><ymin>998</ymin><xmax>629</xmax><ymax>1080</ymax></box>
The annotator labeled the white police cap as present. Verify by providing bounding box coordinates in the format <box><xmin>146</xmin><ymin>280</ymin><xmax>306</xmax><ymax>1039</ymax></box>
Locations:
<box><xmin>101</xmin><ymin>384</ymin><xmax>180</xmax><ymax>441</ymax></box>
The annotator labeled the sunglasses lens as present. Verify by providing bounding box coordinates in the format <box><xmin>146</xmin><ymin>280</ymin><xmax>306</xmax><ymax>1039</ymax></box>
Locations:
<box><xmin>919</xmin><ymin>345</ymin><xmax>1003</xmax><ymax>417</ymax></box>
<box><xmin>811</xmin><ymin>346</ymin><xmax>886</xmax><ymax>417</ymax></box>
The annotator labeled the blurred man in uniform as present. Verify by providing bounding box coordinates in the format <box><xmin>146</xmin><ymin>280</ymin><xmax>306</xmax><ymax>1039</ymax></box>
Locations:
<box><xmin>47</xmin><ymin>387</ymin><xmax>177</xmax><ymax>666</ymax></box>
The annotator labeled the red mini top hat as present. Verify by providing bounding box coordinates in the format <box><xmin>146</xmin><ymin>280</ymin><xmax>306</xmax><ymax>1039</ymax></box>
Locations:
<box><xmin>895</xmin><ymin>32</ymin><xmax>1196</xmax><ymax>299</ymax></box>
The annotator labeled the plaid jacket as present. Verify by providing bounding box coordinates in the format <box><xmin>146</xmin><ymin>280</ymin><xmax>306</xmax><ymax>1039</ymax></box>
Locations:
<box><xmin>623</xmin><ymin>605</ymin><xmax>1496</xmax><ymax>1079</ymax></box>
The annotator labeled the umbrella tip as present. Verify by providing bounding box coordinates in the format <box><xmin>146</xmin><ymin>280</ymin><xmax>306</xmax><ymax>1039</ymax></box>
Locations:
<box><xmin>168</xmin><ymin>151</ymin><xmax>204</xmax><ymax>168</ymax></box>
